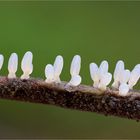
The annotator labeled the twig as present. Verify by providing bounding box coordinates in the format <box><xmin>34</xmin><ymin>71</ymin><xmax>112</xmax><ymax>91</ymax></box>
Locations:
<box><xmin>0</xmin><ymin>76</ymin><xmax>140</xmax><ymax>121</ymax></box>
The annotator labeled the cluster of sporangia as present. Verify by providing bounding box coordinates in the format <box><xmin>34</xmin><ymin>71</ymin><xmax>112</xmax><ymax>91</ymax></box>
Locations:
<box><xmin>0</xmin><ymin>51</ymin><xmax>140</xmax><ymax>96</ymax></box>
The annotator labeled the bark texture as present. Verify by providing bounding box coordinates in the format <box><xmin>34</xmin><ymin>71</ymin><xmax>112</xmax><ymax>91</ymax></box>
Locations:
<box><xmin>0</xmin><ymin>77</ymin><xmax>140</xmax><ymax>121</ymax></box>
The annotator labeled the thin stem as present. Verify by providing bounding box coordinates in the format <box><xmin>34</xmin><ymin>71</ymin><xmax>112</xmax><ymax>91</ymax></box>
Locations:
<box><xmin>0</xmin><ymin>76</ymin><xmax>140</xmax><ymax>121</ymax></box>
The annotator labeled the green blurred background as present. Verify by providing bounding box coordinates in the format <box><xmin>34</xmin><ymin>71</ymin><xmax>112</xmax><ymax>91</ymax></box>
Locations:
<box><xmin>0</xmin><ymin>1</ymin><xmax>140</xmax><ymax>138</ymax></box>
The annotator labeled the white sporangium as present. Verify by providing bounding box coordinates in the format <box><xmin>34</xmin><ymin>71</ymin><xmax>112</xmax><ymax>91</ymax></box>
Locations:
<box><xmin>70</xmin><ymin>55</ymin><xmax>81</xmax><ymax>76</ymax></box>
<box><xmin>21</xmin><ymin>51</ymin><xmax>33</xmax><ymax>79</ymax></box>
<box><xmin>8</xmin><ymin>53</ymin><xmax>18</xmax><ymax>78</ymax></box>
<box><xmin>45</xmin><ymin>55</ymin><xmax>64</xmax><ymax>83</ymax></box>
<box><xmin>0</xmin><ymin>54</ymin><xmax>4</xmax><ymax>71</ymax></box>
<box><xmin>89</xmin><ymin>60</ymin><xmax>112</xmax><ymax>91</ymax></box>
<box><xmin>53</xmin><ymin>55</ymin><xmax>64</xmax><ymax>83</ymax></box>
<box><xmin>68</xmin><ymin>75</ymin><xmax>81</xmax><ymax>86</ymax></box>
<box><xmin>89</xmin><ymin>63</ymin><xmax>99</xmax><ymax>87</ymax></box>
<box><xmin>128</xmin><ymin>64</ymin><xmax>140</xmax><ymax>89</ymax></box>
<box><xmin>45</xmin><ymin>64</ymin><xmax>55</xmax><ymax>83</ymax></box>
<box><xmin>119</xmin><ymin>83</ymin><xmax>129</xmax><ymax>96</ymax></box>
<box><xmin>112</xmin><ymin>61</ymin><xmax>140</xmax><ymax>96</ymax></box>
<box><xmin>98</xmin><ymin>72</ymin><xmax>112</xmax><ymax>91</ymax></box>
<box><xmin>112</xmin><ymin>60</ymin><xmax>125</xmax><ymax>88</ymax></box>
<box><xmin>68</xmin><ymin>55</ymin><xmax>82</xmax><ymax>86</ymax></box>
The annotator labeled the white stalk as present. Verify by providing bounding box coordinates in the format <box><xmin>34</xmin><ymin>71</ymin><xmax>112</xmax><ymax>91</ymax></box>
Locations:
<box><xmin>68</xmin><ymin>75</ymin><xmax>81</xmax><ymax>86</ymax></box>
<box><xmin>119</xmin><ymin>83</ymin><xmax>129</xmax><ymax>96</ymax></box>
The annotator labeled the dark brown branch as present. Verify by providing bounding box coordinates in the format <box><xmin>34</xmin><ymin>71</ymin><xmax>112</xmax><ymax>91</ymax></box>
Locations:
<box><xmin>0</xmin><ymin>77</ymin><xmax>140</xmax><ymax>121</ymax></box>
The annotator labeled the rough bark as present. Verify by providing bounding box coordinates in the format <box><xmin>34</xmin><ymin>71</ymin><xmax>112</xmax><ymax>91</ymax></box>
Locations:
<box><xmin>0</xmin><ymin>77</ymin><xmax>139</xmax><ymax>121</ymax></box>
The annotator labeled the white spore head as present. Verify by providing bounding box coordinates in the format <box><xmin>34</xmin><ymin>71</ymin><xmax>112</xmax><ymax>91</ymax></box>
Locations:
<box><xmin>0</xmin><ymin>54</ymin><xmax>4</xmax><ymax>70</ymax></box>
<box><xmin>89</xmin><ymin>63</ymin><xmax>99</xmax><ymax>85</ymax></box>
<box><xmin>68</xmin><ymin>75</ymin><xmax>81</xmax><ymax>86</ymax></box>
<box><xmin>53</xmin><ymin>55</ymin><xmax>63</xmax><ymax>82</ymax></box>
<box><xmin>114</xmin><ymin>60</ymin><xmax>124</xmax><ymax>80</ymax></box>
<box><xmin>89</xmin><ymin>63</ymin><xmax>99</xmax><ymax>81</ymax></box>
<box><xmin>119</xmin><ymin>69</ymin><xmax>130</xmax><ymax>84</ymax></box>
<box><xmin>134</xmin><ymin>64</ymin><xmax>140</xmax><ymax>69</ymax></box>
<box><xmin>119</xmin><ymin>83</ymin><xmax>129</xmax><ymax>96</ymax></box>
<box><xmin>128</xmin><ymin>66</ymin><xmax>140</xmax><ymax>89</ymax></box>
<box><xmin>99</xmin><ymin>60</ymin><xmax>108</xmax><ymax>74</ymax></box>
<box><xmin>70</xmin><ymin>55</ymin><xmax>81</xmax><ymax>76</ymax></box>
<box><xmin>8</xmin><ymin>53</ymin><xmax>18</xmax><ymax>78</ymax></box>
<box><xmin>45</xmin><ymin>64</ymin><xmax>55</xmax><ymax>83</ymax></box>
<box><xmin>98</xmin><ymin>72</ymin><xmax>112</xmax><ymax>91</ymax></box>
<box><xmin>100</xmin><ymin>72</ymin><xmax>112</xmax><ymax>86</ymax></box>
<box><xmin>21</xmin><ymin>51</ymin><xmax>33</xmax><ymax>79</ymax></box>
<box><xmin>112</xmin><ymin>60</ymin><xmax>125</xmax><ymax>88</ymax></box>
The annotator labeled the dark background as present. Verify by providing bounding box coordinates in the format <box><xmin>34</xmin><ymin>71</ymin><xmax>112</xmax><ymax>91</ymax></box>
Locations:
<box><xmin>0</xmin><ymin>1</ymin><xmax>140</xmax><ymax>138</ymax></box>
